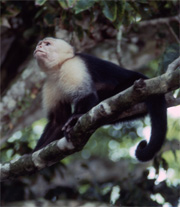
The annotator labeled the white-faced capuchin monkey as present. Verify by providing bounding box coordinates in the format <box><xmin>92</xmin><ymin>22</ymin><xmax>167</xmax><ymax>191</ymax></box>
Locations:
<box><xmin>33</xmin><ymin>37</ymin><xmax>167</xmax><ymax>162</ymax></box>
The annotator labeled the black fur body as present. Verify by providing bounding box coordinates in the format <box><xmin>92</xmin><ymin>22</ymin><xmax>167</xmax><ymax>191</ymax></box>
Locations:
<box><xmin>34</xmin><ymin>38</ymin><xmax>167</xmax><ymax>162</ymax></box>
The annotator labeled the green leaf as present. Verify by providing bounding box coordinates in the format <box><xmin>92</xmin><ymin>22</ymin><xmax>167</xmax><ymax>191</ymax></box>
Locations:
<box><xmin>58</xmin><ymin>0</ymin><xmax>69</xmax><ymax>9</ymax></box>
<box><xmin>67</xmin><ymin>0</ymin><xmax>77</xmax><ymax>8</ymax></box>
<box><xmin>74</xmin><ymin>0</ymin><xmax>95</xmax><ymax>14</ymax></box>
<box><xmin>58</xmin><ymin>0</ymin><xmax>77</xmax><ymax>9</ymax></box>
<box><xmin>35</xmin><ymin>0</ymin><xmax>47</xmax><ymax>6</ymax></box>
<box><xmin>102</xmin><ymin>1</ymin><xmax>117</xmax><ymax>22</ymax></box>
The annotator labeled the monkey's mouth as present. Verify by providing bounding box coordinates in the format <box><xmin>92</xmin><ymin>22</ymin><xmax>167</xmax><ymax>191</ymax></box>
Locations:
<box><xmin>34</xmin><ymin>50</ymin><xmax>45</xmax><ymax>55</ymax></box>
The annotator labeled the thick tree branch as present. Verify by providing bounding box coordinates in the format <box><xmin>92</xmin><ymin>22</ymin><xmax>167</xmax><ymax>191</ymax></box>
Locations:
<box><xmin>115</xmin><ymin>96</ymin><xmax>180</xmax><ymax>121</ymax></box>
<box><xmin>0</xmin><ymin>58</ymin><xmax>180</xmax><ymax>181</ymax></box>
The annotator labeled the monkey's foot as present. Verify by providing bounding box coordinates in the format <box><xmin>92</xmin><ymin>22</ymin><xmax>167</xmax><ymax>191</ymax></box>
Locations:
<box><xmin>62</xmin><ymin>114</ymin><xmax>81</xmax><ymax>142</ymax></box>
<box><xmin>62</xmin><ymin>114</ymin><xmax>81</xmax><ymax>134</ymax></box>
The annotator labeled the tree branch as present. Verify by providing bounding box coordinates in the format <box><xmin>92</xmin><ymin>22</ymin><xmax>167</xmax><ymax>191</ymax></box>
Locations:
<box><xmin>166</xmin><ymin>22</ymin><xmax>180</xmax><ymax>44</ymax></box>
<box><xmin>116</xmin><ymin>26</ymin><xmax>124</xmax><ymax>66</ymax></box>
<box><xmin>0</xmin><ymin>58</ymin><xmax>180</xmax><ymax>182</ymax></box>
<box><xmin>167</xmin><ymin>57</ymin><xmax>180</xmax><ymax>73</ymax></box>
<box><xmin>138</xmin><ymin>15</ymin><xmax>180</xmax><ymax>27</ymax></box>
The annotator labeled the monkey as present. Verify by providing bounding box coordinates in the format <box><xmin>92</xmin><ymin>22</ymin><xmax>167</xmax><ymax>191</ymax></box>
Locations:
<box><xmin>33</xmin><ymin>37</ymin><xmax>167</xmax><ymax>162</ymax></box>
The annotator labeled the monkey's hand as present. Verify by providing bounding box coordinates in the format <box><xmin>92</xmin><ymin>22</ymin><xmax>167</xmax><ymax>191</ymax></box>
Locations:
<box><xmin>62</xmin><ymin>114</ymin><xmax>82</xmax><ymax>141</ymax></box>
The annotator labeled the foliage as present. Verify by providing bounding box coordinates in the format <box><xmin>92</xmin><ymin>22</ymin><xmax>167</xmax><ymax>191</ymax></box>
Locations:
<box><xmin>1</xmin><ymin>0</ymin><xmax>179</xmax><ymax>38</ymax></box>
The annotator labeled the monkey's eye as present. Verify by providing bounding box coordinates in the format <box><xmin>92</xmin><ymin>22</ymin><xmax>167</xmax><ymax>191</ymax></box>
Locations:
<box><xmin>45</xmin><ymin>42</ymin><xmax>51</xmax><ymax>46</ymax></box>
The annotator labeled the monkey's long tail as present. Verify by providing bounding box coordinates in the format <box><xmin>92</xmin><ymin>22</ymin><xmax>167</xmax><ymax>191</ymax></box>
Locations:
<box><xmin>135</xmin><ymin>94</ymin><xmax>167</xmax><ymax>162</ymax></box>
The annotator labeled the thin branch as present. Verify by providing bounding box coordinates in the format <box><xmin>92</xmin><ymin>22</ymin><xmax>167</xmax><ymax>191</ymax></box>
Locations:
<box><xmin>138</xmin><ymin>15</ymin><xmax>180</xmax><ymax>27</ymax></box>
<box><xmin>116</xmin><ymin>25</ymin><xmax>123</xmax><ymax>66</ymax></box>
<box><xmin>166</xmin><ymin>23</ymin><xmax>180</xmax><ymax>44</ymax></box>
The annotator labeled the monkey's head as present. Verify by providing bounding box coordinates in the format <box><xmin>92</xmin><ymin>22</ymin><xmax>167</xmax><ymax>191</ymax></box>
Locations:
<box><xmin>34</xmin><ymin>37</ymin><xmax>74</xmax><ymax>72</ymax></box>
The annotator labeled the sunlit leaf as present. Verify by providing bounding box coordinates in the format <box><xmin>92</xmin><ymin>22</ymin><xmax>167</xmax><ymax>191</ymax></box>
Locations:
<box><xmin>67</xmin><ymin>0</ymin><xmax>76</xmax><ymax>8</ymax></box>
<box><xmin>34</xmin><ymin>8</ymin><xmax>44</xmax><ymax>19</ymax></box>
<box><xmin>35</xmin><ymin>0</ymin><xmax>47</xmax><ymax>6</ymax></box>
<box><xmin>58</xmin><ymin>0</ymin><xmax>69</xmax><ymax>9</ymax></box>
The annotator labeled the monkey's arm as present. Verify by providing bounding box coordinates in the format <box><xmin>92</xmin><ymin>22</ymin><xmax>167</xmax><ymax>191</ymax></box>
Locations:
<box><xmin>33</xmin><ymin>122</ymin><xmax>64</xmax><ymax>152</ymax></box>
<box><xmin>33</xmin><ymin>103</ymin><xmax>71</xmax><ymax>151</ymax></box>
<box><xmin>63</xmin><ymin>92</ymin><xmax>99</xmax><ymax>134</ymax></box>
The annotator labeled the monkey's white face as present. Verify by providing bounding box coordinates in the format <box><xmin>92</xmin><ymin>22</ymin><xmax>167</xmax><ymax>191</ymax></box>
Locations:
<box><xmin>34</xmin><ymin>38</ymin><xmax>74</xmax><ymax>71</ymax></box>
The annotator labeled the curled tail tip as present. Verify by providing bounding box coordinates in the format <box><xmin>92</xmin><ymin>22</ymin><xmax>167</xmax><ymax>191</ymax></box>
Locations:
<box><xmin>135</xmin><ymin>95</ymin><xmax>167</xmax><ymax>162</ymax></box>
<box><xmin>135</xmin><ymin>140</ymin><xmax>155</xmax><ymax>162</ymax></box>
<box><xmin>137</xmin><ymin>140</ymin><xmax>147</xmax><ymax>150</ymax></box>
